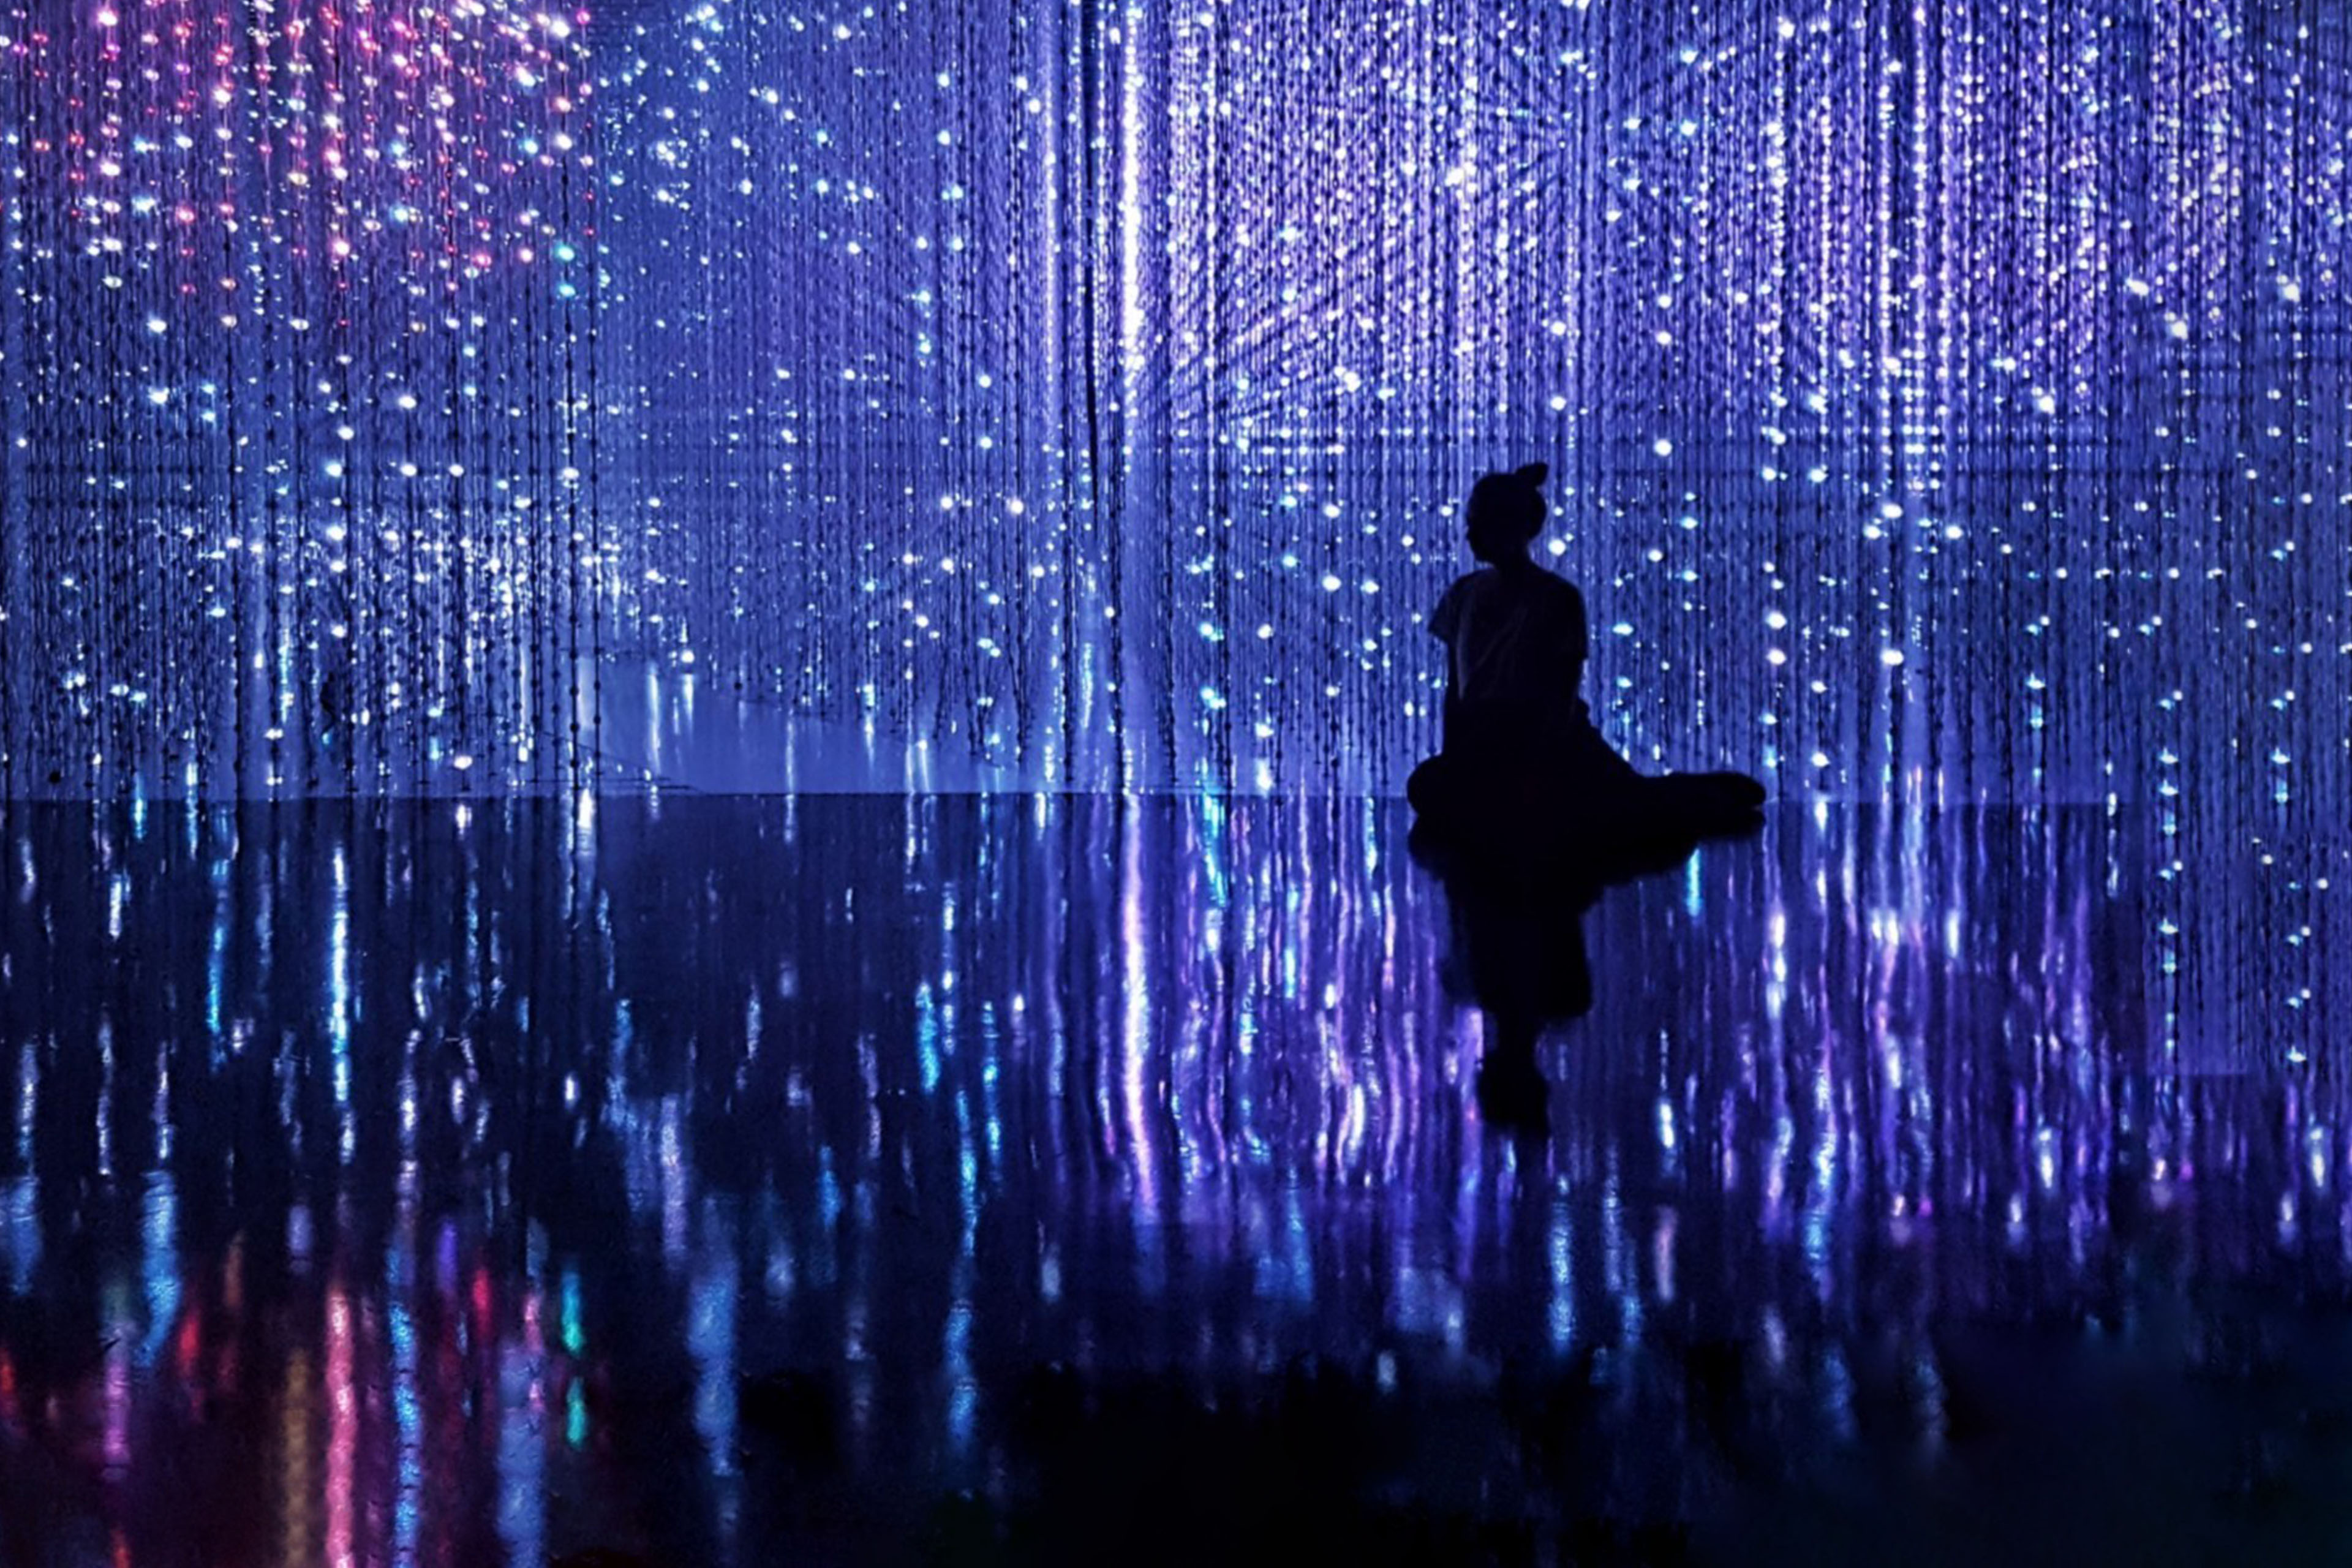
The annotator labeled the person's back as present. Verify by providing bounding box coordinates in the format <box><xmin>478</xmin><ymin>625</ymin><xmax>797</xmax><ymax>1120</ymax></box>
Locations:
<box><xmin>1427</xmin><ymin>463</ymin><xmax>1596</xmax><ymax>762</ymax></box>
<box><xmin>1430</xmin><ymin>559</ymin><xmax>1588</xmax><ymax>743</ymax></box>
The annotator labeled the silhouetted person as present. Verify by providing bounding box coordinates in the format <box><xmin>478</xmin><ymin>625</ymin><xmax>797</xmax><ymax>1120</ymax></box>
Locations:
<box><xmin>1408</xmin><ymin>461</ymin><xmax>1763</xmax><ymax>870</ymax></box>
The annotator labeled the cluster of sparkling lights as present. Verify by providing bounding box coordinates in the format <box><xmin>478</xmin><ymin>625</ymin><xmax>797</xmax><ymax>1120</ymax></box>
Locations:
<box><xmin>4</xmin><ymin>0</ymin><xmax>2346</xmax><ymax>802</ymax></box>
<box><xmin>591</xmin><ymin>0</ymin><xmax>2348</xmax><ymax>817</ymax></box>
<box><xmin>1</xmin><ymin>0</ymin><xmax>601</xmax><ymax>794</ymax></box>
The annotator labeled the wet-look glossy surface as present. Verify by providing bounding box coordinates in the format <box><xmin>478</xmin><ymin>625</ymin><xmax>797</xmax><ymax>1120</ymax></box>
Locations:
<box><xmin>0</xmin><ymin>796</ymin><xmax>2344</xmax><ymax>1564</ymax></box>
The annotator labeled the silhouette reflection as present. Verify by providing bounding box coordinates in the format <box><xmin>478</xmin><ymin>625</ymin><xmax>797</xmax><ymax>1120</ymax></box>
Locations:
<box><xmin>1420</xmin><ymin>839</ymin><xmax>1600</xmax><ymax>1140</ymax></box>
<box><xmin>0</xmin><ymin>796</ymin><xmax>2346</xmax><ymax>1561</ymax></box>
<box><xmin>1414</xmin><ymin>800</ymin><xmax>1768</xmax><ymax>1140</ymax></box>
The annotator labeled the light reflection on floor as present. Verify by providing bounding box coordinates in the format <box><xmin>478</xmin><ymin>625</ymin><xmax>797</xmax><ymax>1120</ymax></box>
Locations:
<box><xmin>0</xmin><ymin>796</ymin><xmax>2347</xmax><ymax>1563</ymax></box>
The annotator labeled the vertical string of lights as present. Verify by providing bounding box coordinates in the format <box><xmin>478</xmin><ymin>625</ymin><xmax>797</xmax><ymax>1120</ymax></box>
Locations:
<box><xmin>94</xmin><ymin>2</ymin><xmax>132</xmax><ymax>790</ymax></box>
<box><xmin>560</xmin><ymin>12</ymin><xmax>594</xmax><ymax>794</ymax></box>
<box><xmin>1041</xmin><ymin>0</ymin><xmax>1082</xmax><ymax>785</ymax></box>
<box><xmin>2150</xmin><ymin>0</ymin><xmax>2195</xmax><ymax>1081</ymax></box>
<box><xmin>0</xmin><ymin>10</ymin><xmax>15</xmax><ymax>794</ymax></box>
<box><xmin>434</xmin><ymin>7</ymin><xmax>471</xmax><ymax>788</ymax></box>
<box><xmin>9</xmin><ymin>12</ymin><xmax>46</xmax><ymax>787</ymax></box>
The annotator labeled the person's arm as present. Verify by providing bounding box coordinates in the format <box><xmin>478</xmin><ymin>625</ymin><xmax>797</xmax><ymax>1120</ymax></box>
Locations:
<box><xmin>1428</xmin><ymin>581</ymin><xmax>1464</xmax><ymax>701</ymax></box>
<box><xmin>1428</xmin><ymin>580</ymin><xmax>1462</xmax><ymax>644</ymax></box>
<box><xmin>1562</xmin><ymin>582</ymin><xmax>1589</xmax><ymax>671</ymax></box>
<box><xmin>1558</xmin><ymin>581</ymin><xmax>1591</xmax><ymax>710</ymax></box>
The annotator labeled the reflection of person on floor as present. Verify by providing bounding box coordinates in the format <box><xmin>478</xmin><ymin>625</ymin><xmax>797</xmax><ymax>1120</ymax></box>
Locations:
<box><xmin>1408</xmin><ymin>461</ymin><xmax>1763</xmax><ymax>865</ymax></box>
<box><xmin>1438</xmin><ymin>864</ymin><xmax>1598</xmax><ymax>1137</ymax></box>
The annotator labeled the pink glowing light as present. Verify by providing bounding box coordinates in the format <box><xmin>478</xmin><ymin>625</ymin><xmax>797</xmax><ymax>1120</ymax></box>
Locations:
<box><xmin>328</xmin><ymin>1286</ymin><xmax>356</xmax><ymax>1568</ymax></box>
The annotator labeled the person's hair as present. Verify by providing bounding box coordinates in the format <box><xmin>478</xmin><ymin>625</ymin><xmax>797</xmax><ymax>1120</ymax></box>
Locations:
<box><xmin>1465</xmin><ymin>462</ymin><xmax>1550</xmax><ymax>561</ymax></box>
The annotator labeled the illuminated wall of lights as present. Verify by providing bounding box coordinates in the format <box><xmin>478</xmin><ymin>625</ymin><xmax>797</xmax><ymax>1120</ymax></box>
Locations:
<box><xmin>3</xmin><ymin>0</ymin><xmax>2348</xmax><ymax>815</ymax></box>
<box><xmin>1</xmin><ymin>0</ymin><xmax>599</xmax><ymax>796</ymax></box>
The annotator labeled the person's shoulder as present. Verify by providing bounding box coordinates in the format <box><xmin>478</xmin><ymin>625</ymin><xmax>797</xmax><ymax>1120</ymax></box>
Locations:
<box><xmin>1536</xmin><ymin>568</ymin><xmax>1585</xmax><ymax>605</ymax></box>
<box><xmin>1434</xmin><ymin>570</ymin><xmax>1488</xmax><ymax>608</ymax></box>
<box><xmin>1525</xmin><ymin>569</ymin><xmax>1584</xmax><ymax>631</ymax></box>
<box><xmin>1501</xmin><ymin>565</ymin><xmax>1578</xmax><ymax>603</ymax></box>
<box><xmin>1429</xmin><ymin>571</ymin><xmax>1477</xmax><ymax>636</ymax></box>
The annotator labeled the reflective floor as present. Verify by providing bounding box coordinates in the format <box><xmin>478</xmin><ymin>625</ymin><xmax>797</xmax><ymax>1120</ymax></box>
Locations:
<box><xmin>1</xmin><ymin>796</ymin><xmax>2350</xmax><ymax>1564</ymax></box>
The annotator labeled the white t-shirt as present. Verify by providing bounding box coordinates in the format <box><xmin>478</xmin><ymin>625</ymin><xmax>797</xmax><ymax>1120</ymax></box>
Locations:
<box><xmin>1428</xmin><ymin>565</ymin><xmax>1589</xmax><ymax>714</ymax></box>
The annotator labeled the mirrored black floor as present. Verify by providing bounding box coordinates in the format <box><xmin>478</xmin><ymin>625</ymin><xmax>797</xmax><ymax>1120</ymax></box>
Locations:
<box><xmin>2</xmin><ymin>796</ymin><xmax>2349</xmax><ymax>1565</ymax></box>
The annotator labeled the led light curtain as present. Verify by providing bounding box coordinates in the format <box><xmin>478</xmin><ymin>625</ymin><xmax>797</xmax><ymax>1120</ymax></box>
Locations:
<box><xmin>4</xmin><ymin>0</ymin><xmax>2348</xmax><ymax>815</ymax></box>
<box><xmin>600</xmin><ymin>0</ymin><xmax>2350</xmax><ymax>812</ymax></box>
<box><xmin>0</xmin><ymin>0</ymin><xmax>599</xmax><ymax>796</ymax></box>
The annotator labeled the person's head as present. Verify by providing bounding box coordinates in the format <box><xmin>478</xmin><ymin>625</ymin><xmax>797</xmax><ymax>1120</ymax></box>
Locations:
<box><xmin>1464</xmin><ymin>462</ymin><xmax>1550</xmax><ymax>565</ymax></box>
